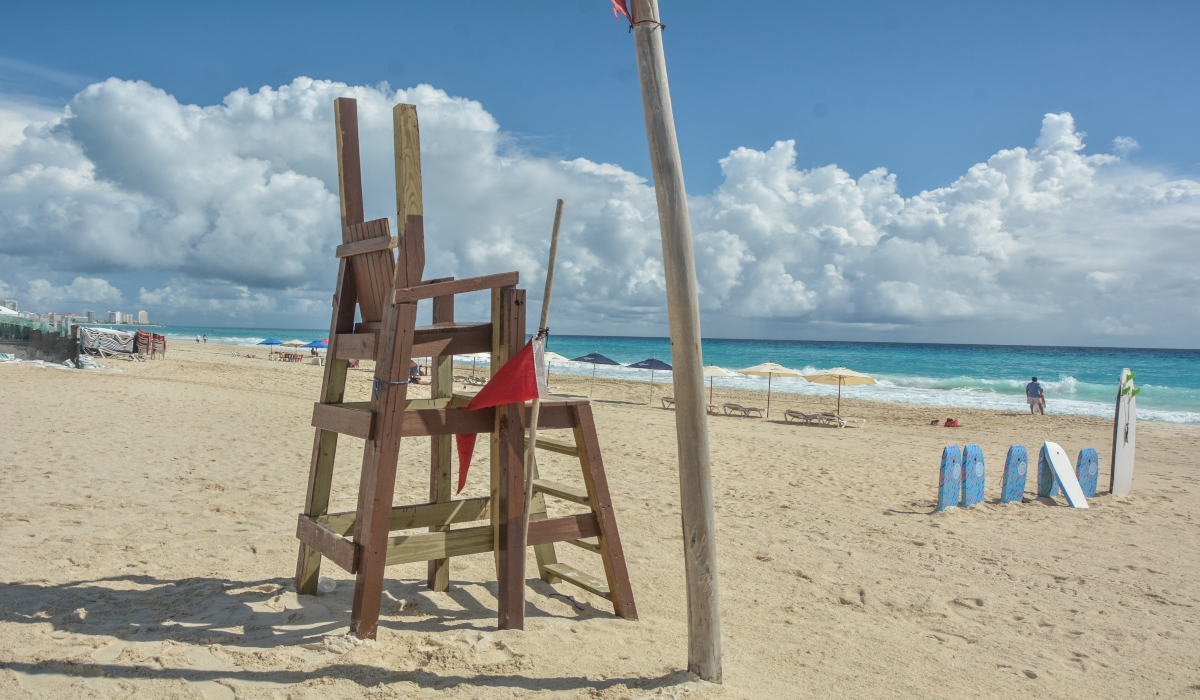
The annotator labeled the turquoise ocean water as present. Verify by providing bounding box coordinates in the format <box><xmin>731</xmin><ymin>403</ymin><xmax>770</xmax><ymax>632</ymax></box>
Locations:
<box><xmin>123</xmin><ymin>325</ymin><xmax>1200</xmax><ymax>424</ymax></box>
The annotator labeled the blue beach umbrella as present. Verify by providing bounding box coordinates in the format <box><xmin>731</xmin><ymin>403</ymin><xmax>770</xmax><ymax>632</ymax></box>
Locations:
<box><xmin>302</xmin><ymin>339</ymin><xmax>328</xmax><ymax>349</ymax></box>
<box><xmin>257</xmin><ymin>338</ymin><xmax>283</xmax><ymax>356</ymax></box>
<box><xmin>628</xmin><ymin>358</ymin><xmax>672</xmax><ymax>404</ymax></box>
<box><xmin>572</xmin><ymin>353</ymin><xmax>620</xmax><ymax>398</ymax></box>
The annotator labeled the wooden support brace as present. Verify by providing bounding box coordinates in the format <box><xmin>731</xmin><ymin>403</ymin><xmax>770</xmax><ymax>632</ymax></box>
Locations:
<box><xmin>394</xmin><ymin>272</ymin><xmax>519</xmax><ymax>303</ymax></box>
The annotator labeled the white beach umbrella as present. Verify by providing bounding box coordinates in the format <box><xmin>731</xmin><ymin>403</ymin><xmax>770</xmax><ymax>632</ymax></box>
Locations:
<box><xmin>738</xmin><ymin>361</ymin><xmax>805</xmax><ymax>418</ymax></box>
<box><xmin>803</xmin><ymin>366</ymin><xmax>876</xmax><ymax>415</ymax></box>
<box><xmin>702</xmin><ymin>364</ymin><xmax>741</xmax><ymax>404</ymax></box>
<box><xmin>281</xmin><ymin>339</ymin><xmax>307</xmax><ymax>347</ymax></box>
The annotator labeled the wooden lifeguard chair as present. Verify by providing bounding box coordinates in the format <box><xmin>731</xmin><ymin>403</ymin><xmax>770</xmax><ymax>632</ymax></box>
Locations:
<box><xmin>293</xmin><ymin>98</ymin><xmax>637</xmax><ymax>638</ymax></box>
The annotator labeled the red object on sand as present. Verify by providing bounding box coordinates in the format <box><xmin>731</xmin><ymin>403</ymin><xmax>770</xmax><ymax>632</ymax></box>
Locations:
<box><xmin>944</xmin><ymin>419</ymin><xmax>960</xmax><ymax>427</ymax></box>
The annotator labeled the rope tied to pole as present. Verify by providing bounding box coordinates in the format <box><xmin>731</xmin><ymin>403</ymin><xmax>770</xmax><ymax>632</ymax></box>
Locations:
<box><xmin>372</xmin><ymin>378</ymin><xmax>408</xmax><ymax>398</ymax></box>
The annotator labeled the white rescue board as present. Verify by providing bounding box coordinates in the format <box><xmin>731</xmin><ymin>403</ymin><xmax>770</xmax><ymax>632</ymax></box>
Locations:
<box><xmin>1111</xmin><ymin>368</ymin><xmax>1136</xmax><ymax>496</ymax></box>
<box><xmin>1044</xmin><ymin>441</ymin><xmax>1089</xmax><ymax>508</ymax></box>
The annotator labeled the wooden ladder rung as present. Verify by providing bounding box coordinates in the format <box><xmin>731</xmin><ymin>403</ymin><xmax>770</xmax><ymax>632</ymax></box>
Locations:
<box><xmin>524</xmin><ymin>436</ymin><xmax>579</xmax><ymax>457</ymax></box>
<box><xmin>311</xmin><ymin>403</ymin><xmax>374</xmax><ymax>440</ymax></box>
<box><xmin>533</xmin><ymin>479</ymin><xmax>590</xmax><ymax>505</ymax></box>
<box><xmin>335</xmin><ymin>321</ymin><xmax>494</xmax><ymax>361</ymax></box>
<box><xmin>543</xmin><ymin>563</ymin><xmax>611</xmax><ymax>600</ymax></box>
<box><xmin>567</xmin><ymin>537</ymin><xmax>601</xmax><ymax>553</ymax></box>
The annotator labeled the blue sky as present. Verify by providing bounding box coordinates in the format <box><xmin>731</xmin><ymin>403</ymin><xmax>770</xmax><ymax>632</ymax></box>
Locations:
<box><xmin>5</xmin><ymin>1</ymin><xmax>1198</xmax><ymax>194</ymax></box>
<box><xmin>2</xmin><ymin>1</ymin><xmax>1199</xmax><ymax>346</ymax></box>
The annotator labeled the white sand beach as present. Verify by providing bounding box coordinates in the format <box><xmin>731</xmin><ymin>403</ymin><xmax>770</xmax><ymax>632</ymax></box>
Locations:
<box><xmin>2</xmin><ymin>342</ymin><xmax>1199</xmax><ymax>698</ymax></box>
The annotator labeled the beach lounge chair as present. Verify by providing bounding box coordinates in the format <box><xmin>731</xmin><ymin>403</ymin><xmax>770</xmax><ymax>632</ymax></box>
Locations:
<box><xmin>784</xmin><ymin>409</ymin><xmax>824</xmax><ymax>425</ymax></box>
<box><xmin>663</xmin><ymin>396</ymin><xmax>721</xmax><ymax>414</ymax></box>
<box><xmin>821</xmin><ymin>413</ymin><xmax>867</xmax><ymax>428</ymax></box>
<box><xmin>722</xmin><ymin>403</ymin><xmax>765</xmax><ymax>418</ymax></box>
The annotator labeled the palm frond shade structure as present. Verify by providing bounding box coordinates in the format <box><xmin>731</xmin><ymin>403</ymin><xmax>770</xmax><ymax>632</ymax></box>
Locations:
<box><xmin>572</xmin><ymin>352</ymin><xmax>621</xmax><ymax>397</ymax></box>
<box><xmin>803</xmin><ymin>366</ymin><xmax>877</xmax><ymax>415</ymax></box>
<box><xmin>738</xmin><ymin>361</ymin><xmax>805</xmax><ymax>418</ymax></box>
<box><xmin>628</xmin><ymin>357</ymin><xmax>673</xmax><ymax>404</ymax></box>
<box><xmin>702</xmin><ymin>364</ymin><xmax>741</xmax><ymax>404</ymax></box>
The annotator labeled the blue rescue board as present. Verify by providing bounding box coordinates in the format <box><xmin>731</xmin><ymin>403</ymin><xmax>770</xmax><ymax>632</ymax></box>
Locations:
<box><xmin>938</xmin><ymin>445</ymin><xmax>963</xmax><ymax>511</ymax></box>
<box><xmin>1001</xmin><ymin>445</ymin><xmax>1028</xmax><ymax>503</ymax></box>
<box><xmin>1076</xmin><ymin>447</ymin><xmax>1099</xmax><ymax>498</ymax></box>
<box><xmin>961</xmin><ymin>444</ymin><xmax>985</xmax><ymax>507</ymax></box>
<box><xmin>1038</xmin><ymin>444</ymin><xmax>1060</xmax><ymax>498</ymax></box>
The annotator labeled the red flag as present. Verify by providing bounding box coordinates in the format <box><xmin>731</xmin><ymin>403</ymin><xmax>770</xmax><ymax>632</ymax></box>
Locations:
<box><xmin>455</xmin><ymin>433</ymin><xmax>477</xmax><ymax>494</ymax></box>
<box><xmin>454</xmin><ymin>338</ymin><xmax>548</xmax><ymax>493</ymax></box>
<box><xmin>466</xmin><ymin>338</ymin><xmax>544</xmax><ymax>410</ymax></box>
<box><xmin>612</xmin><ymin>0</ymin><xmax>631</xmax><ymax>23</ymax></box>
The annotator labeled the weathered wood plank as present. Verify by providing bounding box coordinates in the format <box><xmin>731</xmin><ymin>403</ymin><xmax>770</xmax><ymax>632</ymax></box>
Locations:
<box><xmin>384</xmin><ymin>525</ymin><xmax>494</xmax><ymax>566</ymax></box>
<box><xmin>526</xmin><ymin>513</ymin><xmax>601</xmax><ymax>547</ymax></box>
<box><xmin>394</xmin><ymin>272</ymin><xmax>520</xmax><ymax>303</ymax></box>
<box><xmin>574</xmin><ymin>403</ymin><xmax>638</xmax><ymax>621</ymax></box>
<box><xmin>335</xmin><ymin>322</ymin><xmax>493</xmax><ymax>361</ymax></box>
<box><xmin>496</xmin><ymin>286</ymin><xmax>527</xmax><ymax>630</ymax></box>
<box><xmin>395</xmin><ymin>403</ymin><xmax>575</xmax><ymax>437</ymax></box>
<box><xmin>543</xmin><ymin>563</ymin><xmax>611</xmax><ymax>600</ymax></box>
<box><xmin>533</xmin><ymin>479</ymin><xmax>590</xmax><ymax>505</ymax></box>
<box><xmin>296</xmin><ymin>96</ymin><xmax>366</xmax><ymax>595</ymax></box>
<box><xmin>630</xmin><ymin>0</ymin><xmax>719</xmax><ymax>679</ymax></box>
<box><xmin>336</xmin><ymin>233</ymin><xmax>398</xmax><ymax>258</ymax></box>
<box><xmin>527</xmin><ymin>456</ymin><xmax>561</xmax><ymax>584</ymax></box>
<box><xmin>311</xmin><ymin>403</ymin><xmax>373</xmax><ymax>440</ymax></box>
<box><xmin>333</xmin><ymin>333</ymin><xmax>376</xmax><ymax>360</ymax></box>
<box><xmin>322</xmin><ymin>497</ymin><xmax>490</xmax><ymax>536</ymax></box>
<box><xmin>347</xmin><ymin>217</ymin><xmax>395</xmax><ymax>324</ymax></box>
<box><xmin>349</xmin><ymin>102</ymin><xmax>425</xmax><ymax>641</ymax></box>
<box><xmin>567</xmin><ymin>537</ymin><xmax>601</xmax><ymax>554</ymax></box>
<box><xmin>296</xmin><ymin>515</ymin><xmax>359</xmax><ymax>574</ymax></box>
<box><xmin>429</xmin><ymin>291</ymin><xmax>455</xmax><ymax>591</ymax></box>
<box><xmin>525</xmin><ymin>436</ymin><xmax>579</xmax><ymax>457</ymax></box>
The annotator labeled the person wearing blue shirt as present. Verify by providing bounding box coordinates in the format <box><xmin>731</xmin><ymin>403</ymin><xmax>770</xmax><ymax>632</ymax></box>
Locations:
<box><xmin>1025</xmin><ymin>376</ymin><xmax>1045</xmax><ymax>415</ymax></box>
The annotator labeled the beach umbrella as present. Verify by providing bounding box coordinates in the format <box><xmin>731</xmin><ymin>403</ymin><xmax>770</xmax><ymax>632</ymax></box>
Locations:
<box><xmin>257</xmin><ymin>338</ymin><xmax>283</xmax><ymax>345</ymax></box>
<box><xmin>281</xmin><ymin>339</ymin><xmax>307</xmax><ymax>347</ymax></box>
<box><xmin>803</xmin><ymin>366</ymin><xmax>876</xmax><ymax>415</ymax></box>
<box><xmin>572</xmin><ymin>352</ymin><xmax>620</xmax><ymax>397</ymax></box>
<box><xmin>542</xmin><ymin>350</ymin><xmax>569</xmax><ymax>382</ymax></box>
<box><xmin>302</xmin><ymin>339</ymin><xmax>328</xmax><ymax>349</ymax></box>
<box><xmin>702</xmin><ymin>364</ymin><xmax>741</xmax><ymax>404</ymax></box>
<box><xmin>628</xmin><ymin>358</ymin><xmax>673</xmax><ymax>404</ymax></box>
<box><xmin>739</xmin><ymin>361</ymin><xmax>805</xmax><ymax>418</ymax></box>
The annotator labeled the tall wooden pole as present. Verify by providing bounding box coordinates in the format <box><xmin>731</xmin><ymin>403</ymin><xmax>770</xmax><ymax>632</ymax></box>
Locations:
<box><xmin>521</xmin><ymin>200</ymin><xmax>565</xmax><ymax>550</ymax></box>
<box><xmin>629</xmin><ymin>0</ymin><xmax>722</xmax><ymax>682</ymax></box>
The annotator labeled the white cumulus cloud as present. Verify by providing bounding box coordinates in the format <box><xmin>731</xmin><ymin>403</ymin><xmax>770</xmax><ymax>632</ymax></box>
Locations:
<box><xmin>0</xmin><ymin>77</ymin><xmax>1198</xmax><ymax>345</ymax></box>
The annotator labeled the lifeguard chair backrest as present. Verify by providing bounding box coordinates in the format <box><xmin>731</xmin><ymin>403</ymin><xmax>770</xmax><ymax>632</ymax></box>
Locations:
<box><xmin>334</xmin><ymin>97</ymin><xmax>396</xmax><ymax>324</ymax></box>
<box><xmin>344</xmin><ymin>219</ymin><xmax>395</xmax><ymax>323</ymax></box>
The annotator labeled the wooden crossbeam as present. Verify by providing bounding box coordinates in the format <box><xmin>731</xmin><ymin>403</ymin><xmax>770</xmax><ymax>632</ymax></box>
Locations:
<box><xmin>525</xmin><ymin>436</ymin><xmax>580</xmax><ymax>457</ymax></box>
<box><xmin>296</xmin><ymin>514</ymin><xmax>359</xmax><ymax>574</ymax></box>
<box><xmin>385</xmin><ymin>525</ymin><xmax>494</xmax><ymax>566</ymax></box>
<box><xmin>322</xmin><ymin>497</ymin><xmax>490</xmax><ymax>536</ymax></box>
<box><xmin>333</xmin><ymin>322</ymin><xmax>493</xmax><ymax>360</ymax></box>
<box><xmin>526</xmin><ymin>513</ymin><xmax>601</xmax><ymax>546</ymax></box>
<box><xmin>311</xmin><ymin>403</ymin><xmax>373</xmax><ymax>440</ymax></box>
<box><xmin>394</xmin><ymin>272</ymin><xmax>519</xmax><ymax>303</ymax></box>
<box><xmin>336</xmin><ymin>234</ymin><xmax>399</xmax><ymax>258</ymax></box>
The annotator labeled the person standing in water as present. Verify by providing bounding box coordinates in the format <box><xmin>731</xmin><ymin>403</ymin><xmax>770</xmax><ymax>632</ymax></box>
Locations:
<box><xmin>1026</xmin><ymin>376</ymin><xmax>1045</xmax><ymax>415</ymax></box>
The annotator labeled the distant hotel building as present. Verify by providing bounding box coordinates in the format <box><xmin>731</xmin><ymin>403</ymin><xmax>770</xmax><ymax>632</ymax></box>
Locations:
<box><xmin>106</xmin><ymin>311</ymin><xmax>120</xmax><ymax>323</ymax></box>
<box><xmin>1</xmin><ymin>300</ymin><xmax>16</xmax><ymax>312</ymax></box>
<box><xmin>137</xmin><ymin>310</ymin><xmax>148</xmax><ymax>324</ymax></box>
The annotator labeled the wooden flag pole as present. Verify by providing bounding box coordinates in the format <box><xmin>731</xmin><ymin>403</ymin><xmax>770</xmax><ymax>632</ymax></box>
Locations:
<box><xmin>521</xmin><ymin>199</ymin><xmax>565</xmax><ymax>550</ymax></box>
<box><xmin>629</xmin><ymin>0</ymin><xmax>723</xmax><ymax>683</ymax></box>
